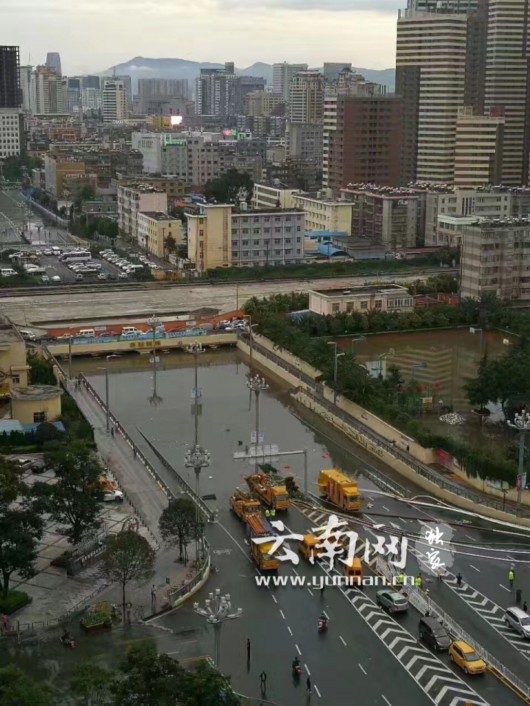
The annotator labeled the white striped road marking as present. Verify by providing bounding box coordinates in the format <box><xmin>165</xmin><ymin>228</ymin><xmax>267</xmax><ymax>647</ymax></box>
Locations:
<box><xmin>390</xmin><ymin>521</ymin><xmax>401</xmax><ymax>529</ymax></box>
<box><xmin>287</xmin><ymin>626</ymin><xmax>293</xmax><ymax>636</ymax></box>
<box><xmin>280</xmin><ymin>609</ymin><xmax>286</xmax><ymax>619</ymax></box>
<box><xmin>381</xmin><ymin>696</ymin><xmax>392</xmax><ymax>706</ymax></box>
<box><xmin>469</xmin><ymin>564</ymin><xmax>480</xmax><ymax>572</ymax></box>
<box><xmin>358</xmin><ymin>663</ymin><xmax>367</xmax><ymax>675</ymax></box>
<box><xmin>339</xmin><ymin>635</ymin><xmax>347</xmax><ymax>647</ymax></box>
<box><xmin>307</xmin><ymin>588</ymin><xmax>314</xmax><ymax>596</ymax></box>
<box><xmin>465</xmin><ymin>534</ymin><xmax>474</xmax><ymax>541</ymax></box>
<box><xmin>271</xmin><ymin>594</ymin><xmax>277</xmax><ymax>603</ymax></box>
<box><xmin>314</xmin><ymin>685</ymin><xmax>322</xmax><ymax>698</ymax></box>
<box><xmin>304</xmin><ymin>663</ymin><xmax>311</xmax><ymax>676</ymax></box>
<box><xmin>295</xmin><ymin>644</ymin><xmax>301</xmax><ymax>655</ymax></box>
<box><xmin>323</xmin><ymin>610</ymin><xmax>329</xmax><ymax>619</ymax></box>
<box><xmin>382</xmin><ymin>505</ymin><xmax>390</xmax><ymax>512</ymax></box>
<box><xmin>499</xmin><ymin>584</ymin><xmax>511</xmax><ymax>592</ymax></box>
<box><xmin>292</xmin><ymin>568</ymin><xmax>299</xmax><ymax>576</ymax></box>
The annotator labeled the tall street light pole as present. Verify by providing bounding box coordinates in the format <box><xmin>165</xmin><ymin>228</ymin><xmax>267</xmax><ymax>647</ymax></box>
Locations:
<box><xmin>327</xmin><ymin>341</ymin><xmax>345</xmax><ymax>405</ymax></box>
<box><xmin>507</xmin><ymin>410</ymin><xmax>530</xmax><ymax>505</ymax></box>
<box><xmin>147</xmin><ymin>314</ymin><xmax>163</xmax><ymax>406</ymax></box>
<box><xmin>247</xmin><ymin>373</ymin><xmax>269</xmax><ymax>472</ymax></box>
<box><xmin>185</xmin><ymin>342</ymin><xmax>210</xmax><ymax>560</ymax></box>
<box><xmin>193</xmin><ymin>590</ymin><xmax>242</xmax><ymax>667</ymax></box>
<box><xmin>98</xmin><ymin>355</ymin><xmax>114</xmax><ymax>433</ymax></box>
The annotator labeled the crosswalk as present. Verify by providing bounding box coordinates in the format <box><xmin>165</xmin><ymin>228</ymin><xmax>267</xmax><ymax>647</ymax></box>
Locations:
<box><xmin>344</xmin><ymin>589</ymin><xmax>487</xmax><ymax>706</ymax></box>
<box><xmin>444</xmin><ymin>576</ymin><xmax>530</xmax><ymax>662</ymax></box>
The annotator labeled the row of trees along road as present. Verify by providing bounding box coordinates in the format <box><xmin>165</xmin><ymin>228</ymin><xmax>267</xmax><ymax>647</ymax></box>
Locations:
<box><xmin>0</xmin><ymin>641</ymin><xmax>240</xmax><ymax>705</ymax></box>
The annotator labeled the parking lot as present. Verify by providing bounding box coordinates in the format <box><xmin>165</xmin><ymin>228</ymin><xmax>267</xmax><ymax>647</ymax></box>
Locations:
<box><xmin>1</xmin><ymin>246</ymin><xmax>164</xmax><ymax>285</ymax></box>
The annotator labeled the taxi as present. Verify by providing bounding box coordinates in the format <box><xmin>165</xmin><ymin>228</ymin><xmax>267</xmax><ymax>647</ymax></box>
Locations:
<box><xmin>448</xmin><ymin>640</ymin><xmax>486</xmax><ymax>675</ymax></box>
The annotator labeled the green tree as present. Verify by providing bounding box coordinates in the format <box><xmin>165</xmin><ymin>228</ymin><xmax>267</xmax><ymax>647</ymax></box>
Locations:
<box><xmin>203</xmin><ymin>169</ymin><xmax>253</xmax><ymax>204</ymax></box>
<box><xmin>102</xmin><ymin>531</ymin><xmax>155</xmax><ymax>620</ymax></box>
<box><xmin>0</xmin><ymin>458</ymin><xmax>43</xmax><ymax>598</ymax></box>
<box><xmin>159</xmin><ymin>498</ymin><xmax>202</xmax><ymax>562</ymax></box>
<box><xmin>27</xmin><ymin>352</ymin><xmax>57</xmax><ymax>385</ymax></box>
<box><xmin>69</xmin><ymin>662</ymin><xmax>114</xmax><ymax>705</ymax></box>
<box><xmin>0</xmin><ymin>665</ymin><xmax>52</xmax><ymax>706</ymax></box>
<box><xmin>163</xmin><ymin>234</ymin><xmax>177</xmax><ymax>255</ymax></box>
<box><xmin>34</xmin><ymin>443</ymin><xmax>103</xmax><ymax>545</ymax></box>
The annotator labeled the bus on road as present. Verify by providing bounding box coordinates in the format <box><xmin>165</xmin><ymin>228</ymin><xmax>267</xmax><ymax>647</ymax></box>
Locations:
<box><xmin>59</xmin><ymin>250</ymin><xmax>92</xmax><ymax>264</ymax></box>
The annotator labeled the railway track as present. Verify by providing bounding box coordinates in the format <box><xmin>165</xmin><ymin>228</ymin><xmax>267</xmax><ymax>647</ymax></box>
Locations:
<box><xmin>0</xmin><ymin>268</ymin><xmax>457</xmax><ymax>298</ymax></box>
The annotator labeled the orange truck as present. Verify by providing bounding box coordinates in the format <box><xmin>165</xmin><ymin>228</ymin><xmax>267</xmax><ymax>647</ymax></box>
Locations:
<box><xmin>245</xmin><ymin>473</ymin><xmax>291</xmax><ymax>511</ymax></box>
<box><xmin>318</xmin><ymin>469</ymin><xmax>362</xmax><ymax>512</ymax></box>
<box><xmin>246</xmin><ymin>513</ymin><xmax>280</xmax><ymax>570</ymax></box>
<box><xmin>230</xmin><ymin>489</ymin><xmax>261</xmax><ymax>521</ymax></box>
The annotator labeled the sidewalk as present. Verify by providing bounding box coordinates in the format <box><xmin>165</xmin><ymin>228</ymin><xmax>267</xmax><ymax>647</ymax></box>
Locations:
<box><xmin>9</xmin><ymin>381</ymin><xmax>196</xmax><ymax>629</ymax></box>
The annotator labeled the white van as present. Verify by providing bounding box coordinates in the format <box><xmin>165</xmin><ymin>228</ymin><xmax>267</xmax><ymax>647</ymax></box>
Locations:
<box><xmin>78</xmin><ymin>328</ymin><xmax>96</xmax><ymax>338</ymax></box>
<box><xmin>0</xmin><ymin>268</ymin><xmax>17</xmax><ymax>277</ymax></box>
<box><xmin>505</xmin><ymin>607</ymin><xmax>530</xmax><ymax>638</ymax></box>
<box><xmin>121</xmin><ymin>326</ymin><xmax>142</xmax><ymax>337</ymax></box>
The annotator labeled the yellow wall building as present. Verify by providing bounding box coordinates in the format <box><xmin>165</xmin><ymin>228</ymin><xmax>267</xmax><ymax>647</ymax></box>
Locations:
<box><xmin>187</xmin><ymin>204</ymin><xmax>232</xmax><ymax>271</ymax></box>
<box><xmin>137</xmin><ymin>212</ymin><xmax>184</xmax><ymax>258</ymax></box>
<box><xmin>292</xmin><ymin>193</ymin><xmax>353</xmax><ymax>235</ymax></box>
<box><xmin>10</xmin><ymin>385</ymin><xmax>63</xmax><ymax>425</ymax></box>
<box><xmin>0</xmin><ymin>324</ymin><xmax>30</xmax><ymax>397</ymax></box>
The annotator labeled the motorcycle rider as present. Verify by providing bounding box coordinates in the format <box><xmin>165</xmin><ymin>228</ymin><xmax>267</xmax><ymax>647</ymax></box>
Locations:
<box><xmin>292</xmin><ymin>656</ymin><xmax>301</xmax><ymax>673</ymax></box>
<box><xmin>61</xmin><ymin>629</ymin><xmax>73</xmax><ymax>645</ymax></box>
<box><xmin>318</xmin><ymin>613</ymin><xmax>328</xmax><ymax>629</ymax></box>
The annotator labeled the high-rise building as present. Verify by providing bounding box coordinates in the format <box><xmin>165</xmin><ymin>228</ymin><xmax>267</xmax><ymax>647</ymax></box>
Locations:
<box><xmin>323</xmin><ymin>63</ymin><xmax>352</xmax><ymax>84</ymax></box>
<box><xmin>481</xmin><ymin>0</ymin><xmax>530</xmax><ymax>185</ymax></box>
<box><xmin>326</xmin><ymin>95</ymin><xmax>403</xmax><ymax>193</ymax></box>
<box><xmin>288</xmin><ymin>71</ymin><xmax>324</xmax><ymax>124</ymax></box>
<box><xmin>272</xmin><ymin>62</ymin><xmax>308</xmax><ymax>103</ymax></box>
<box><xmin>396</xmin><ymin>9</ymin><xmax>469</xmax><ymax>184</ymax></box>
<box><xmin>19</xmin><ymin>65</ymin><xmax>33</xmax><ymax>112</ymax></box>
<box><xmin>287</xmin><ymin>123</ymin><xmax>323</xmax><ymax>167</ymax></box>
<box><xmin>195</xmin><ymin>63</ymin><xmax>238</xmax><ymax>117</ymax></box>
<box><xmin>408</xmin><ymin>0</ymin><xmax>477</xmax><ymax>9</ymax></box>
<box><xmin>102</xmin><ymin>80</ymin><xmax>128</xmax><ymax>123</ymax></box>
<box><xmin>82</xmin><ymin>75</ymin><xmax>100</xmax><ymax>90</ymax></box>
<box><xmin>138</xmin><ymin>78</ymin><xmax>189</xmax><ymax>113</ymax></box>
<box><xmin>45</xmin><ymin>52</ymin><xmax>62</xmax><ymax>76</ymax></box>
<box><xmin>245</xmin><ymin>91</ymin><xmax>285</xmax><ymax>117</ymax></box>
<box><xmin>235</xmin><ymin>76</ymin><xmax>266</xmax><ymax>115</ymax></box>
<box><xmin>453</xmin><ymin>107</ymin><xmax>504</xmax><ymax>187</ymax></box>
<box><xmin>31</xmin><ymin>65</ymin><xmax>67</xmax><ymax>113</ymax></box>
<box><xmin>0</xmin><ymin>46</ymin><xmax>22</xmax><ymax>108</ymax></box>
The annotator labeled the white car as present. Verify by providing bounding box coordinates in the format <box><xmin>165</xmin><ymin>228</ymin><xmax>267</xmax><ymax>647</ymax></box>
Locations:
<box><xmin>51</xmin><ymin>275</ymin><xmax>61</xmax><ymax>283</ymax></box>
<box><xmin>103</xmin><ymin>489</ymin><xmax>124</xmax><ymax>503</ymax></box>
<box><xmin>43</xmin><ymin>249</ymin><xmax>53</xmax><ymax>256</ymax></box>
<box><xmin>118</xmin><ymin>272</ymin><xmax>128</xmax><ymax>279</ymax></box>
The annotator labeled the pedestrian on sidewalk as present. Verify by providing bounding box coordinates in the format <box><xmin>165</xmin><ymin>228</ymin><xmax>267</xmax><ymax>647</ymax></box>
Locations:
<box><xmin>260</xmin><ymin>671</ymin><xmax>267</xmax><ymax>696</ymax></box>
<box><xmin>524</xmin><ymin>601</ymin><xmax>528</xmax><ymax>613</ymax></box>
<box><xmin>508</xmin><ymin>567</ymin><xmax>515</xmax><ymax>589</ymax></box>
<box><xmin>246</xmin><ymin>638</ymin><xmax>251</xmax><ymax>664</ymax></box>
<box><xmin>306</xmin><ymin>675</ymin><xmax>312</xmax><ymax>693</ymax></box>
<box><xmin>133</xmin><ymin>447</ymin><xmax>137</xmax><ymax>458</ymax></box>
<box><xmin>110</xmin><ymin>426</ymin><xmax>115</xmax><ymax>438</ymax></box>
<box><xmin>151</xmin><ymin>585</ymin><xmax>156</xmax><ymax>603</ymax></box>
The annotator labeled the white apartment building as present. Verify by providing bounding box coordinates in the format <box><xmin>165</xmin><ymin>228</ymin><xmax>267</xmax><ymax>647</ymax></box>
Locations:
<box><xmin>81</xmin><ymin>87</ymin><xmax>102</xmax><ymax>112</ymax></box>
<box><xmin>460</xmin><ymin>217</ymin><xmax>530</xmax><ymax>301</ymax></box>
<box><xmin>102</xmin><ymin>80</ymin><xmax>128</xmax><ymax>123</ymax></box>
<box><xmin>0</xmin><ymin>108</ymin><xmax>23</xmax><ymax>159</ymax></box>
<box><xmin>117</xmin><ymin>183</ymin><xmax>168</xmax><ymax>240</ymax></box>
<box><xmin>291</xmin><ymin>192</ymin><xmax>353</xmax><ymax>235</ymax></box>
<box><xmin>186</xmin><ymin>204</ymin><xmax>305</xmax><ymax>271</ymax></box>
<box><xmin>273</xmin><ymin>63</ymin><xmax>308</xmax><ymax>103</ymax></box>
<box><xmin>31</xmin><ymin>66</ymin><xmax>67</xmax><ymax>114</ymax></box>
<box><xmin>252</xmin><ymin>183</ymin><xmax>301</xmax><ymax>210</ymax></box>
<box><xmin>19</xmin><ymin>65</ymin><xmax>33</xmax><ymax>113</ymax></box>
<box><xmin>288</xmin><ymin>71</ymin><xmax>324</xmax><ymax>124</ymax></box>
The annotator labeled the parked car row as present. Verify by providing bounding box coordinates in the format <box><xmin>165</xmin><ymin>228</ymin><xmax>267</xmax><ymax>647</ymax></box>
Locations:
<box><xmin>100</xmin><ymin>249</ymin><xmax>162</xmax><ymax>273</ymax></box>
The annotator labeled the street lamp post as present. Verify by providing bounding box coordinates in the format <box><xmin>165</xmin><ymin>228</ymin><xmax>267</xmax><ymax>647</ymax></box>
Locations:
<box><xmin>185</xmin><ymin>445</ymin><xmax>211</xmax><ymax>560</ymax></box>
<box><xmin>98</xmin><ymin>356</ymin><xmax>114</xmax><ymax>433</ymax></box>
<box><xmin>327</xmin><ymin>341</ymin><xmax>345</xmax><ymax>405</ymax></box>
<box><xmin>147</xmin><ymin>314</ymin><xmax>163</xmax><ymax>406</ymax></box>
<box><xmin>247</xmin><ymin>374</ymin><xmax>269</xmax><ymax>471</ymax></box>
<box><xmin>193</xmin><ymin>590</ymin><xmax>242</xmax><ymax>667</ymax></box>
<box><xmin>189</xmin><ymin>343</ymin><xmax>205</xmax><ymax>445</ymax></box>
<box><xmin>507</xmin><ymin>410</ymin><xmax>530</xmax><ymax>505</ymax></box>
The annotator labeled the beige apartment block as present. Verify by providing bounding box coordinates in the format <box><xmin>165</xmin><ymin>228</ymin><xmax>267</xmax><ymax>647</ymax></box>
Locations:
<box><xmin>291</xmin><ymin>193</ymin><xmax>353</xmax><ymax>235</ymax></box>
<box><xmin>460</xmin><ymin>217</ymin><xmax>530</xmax><ymax>301</ymax></box>
<box><xmin>117</xmin><ymin>183</ymin><xmax>168</xmax><ymax>240</ymax></box>
<box><xmin>137</xmin><ymin>212</ymin><xmax>183</xmax><ymax>258</ymax></box>
<box><xmin>309</xmin><ymin>285</ymin><xmax>415</xmax><ymax>316</ymax></box>
<box><xmin>454</xmin><ymin>109</ymin><xmax>504</xmax><ymax>188</ymax></box>
<box><xmin>0</xmin><ymin>324</ymin><xmax>29</xmax><ymax>398</ymax></box>
<box><xmin>252</xmin><ymin>183</ymin><xmax>301</xmax><ymax>210</ymax></box>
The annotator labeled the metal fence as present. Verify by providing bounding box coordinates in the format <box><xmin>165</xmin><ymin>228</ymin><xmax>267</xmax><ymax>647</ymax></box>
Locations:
<box><xmin>165</xmin><ymin>541</ymin><xmax>211</xmax><ymax>605</ymax></box>
<box><xmin>375</xmin><ymin>557</ymin><xmax>530</xmax><ymax>700</ymax></box>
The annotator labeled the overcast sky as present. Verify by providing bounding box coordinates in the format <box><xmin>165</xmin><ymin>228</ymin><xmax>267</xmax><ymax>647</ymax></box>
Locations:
<box><xmin>3</xmin><ymin>0</ymin><xmax>400</xmax><ymax>74</ymax></box>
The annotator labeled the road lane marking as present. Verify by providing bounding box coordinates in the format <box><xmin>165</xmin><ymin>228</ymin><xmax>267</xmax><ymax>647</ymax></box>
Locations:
<box><xmin>287</xmin><ymin>626</ymin><xmax>293</xmax><ymax>636</ymax></box>
<box><xmin>339</xmin><ymin>635</ymin><xmax>347</xmax><ymax>647</ymax></box>
<box><xmin>304</xmin><ymin>663</ymin><xmax>311</xmax><ymax>676</ymax></box>
<box><xmin>295</xmin><ymin>644</ymin><xmax>301</xmax><ymax>655</ymax></box>
<box><xmin>469</xmin><ymin>564</ymin><xmax>480</xmax><ymax>572</ymax></box>
<box><xmin>323</xmin><ymin>610</ymin><xmax>329</xmax><ymax>619</ymax></box>
<box><xmin>307</xmin><ymin>588</ymin><xmax>314</xmax><ymax>596</ymax></box>
<box><xmin>389</xmin><ymin>521</ymin><xmax>401</xmax><ymax>529</ymax></box>
<box><xmin>272</xmin><ymin>595</ymin><xmax>277</xmax><ymax>603</ymax></box>
<box><xmin>465</xmin><ymin>534</ymin><xmax>474</xmax><ymax>540</ymax></box>
<box><xmin>314</xmin><ymin>685</ymin><xmax>322</xmax><ymax>698</ymax></box>
<box><xmin>382</xmin><ymin>506</ymin><xmax>390</xmax><ymax>512</ymax></box>
<box><xmin>243</xmin><ymin>538</ymin><xmax>248</xmax><ymax>544</ymax></box>
<box><xmin>280</xmin><ymin>609</ymin><xmax>286</xmax><ymax>619</ymax></box>
<box><xmin>358</xmin><ymin>663</ymin><xmax>367</xmax><ymax>675</ymax></box>
<box><xmin>381</xmin><ymin>696</ymin><xmax>392</xmax><ymax>706</ymax></box>
<box><xmin>499</xmin><ymin>584</ymin><xmax>511</xmax><ymax>592</ymax></box>
<box><xmin>292</xmin><ymin>568</ymin><xmax>299</xmax><ymax>576</ymax></box>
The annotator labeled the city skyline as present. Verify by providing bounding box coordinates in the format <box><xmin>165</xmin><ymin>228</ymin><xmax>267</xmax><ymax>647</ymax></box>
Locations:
<box><xmin>3</xmin><ymin>0</ymin><xmax>400</xmax><ymax>75</ymax></box>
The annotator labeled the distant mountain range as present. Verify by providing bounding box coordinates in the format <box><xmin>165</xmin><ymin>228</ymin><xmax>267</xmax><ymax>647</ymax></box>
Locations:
<box><xmin>104</xmin><ymin>57</ymin><xmax>395</xmax><ymax>91</ymax></box>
